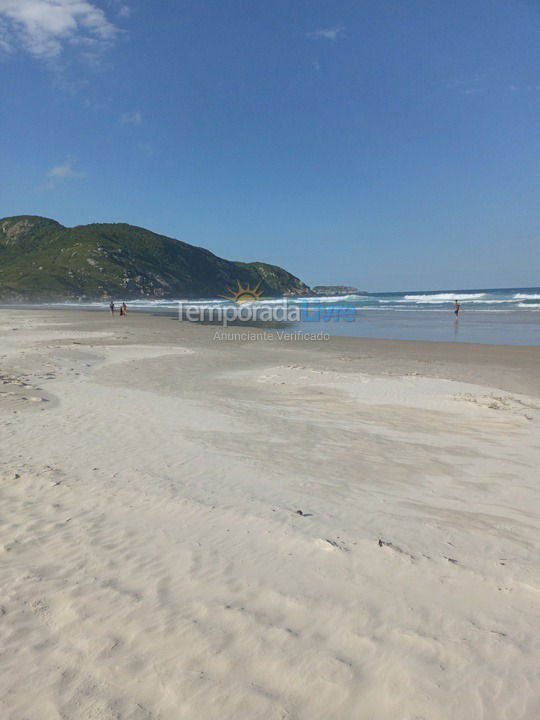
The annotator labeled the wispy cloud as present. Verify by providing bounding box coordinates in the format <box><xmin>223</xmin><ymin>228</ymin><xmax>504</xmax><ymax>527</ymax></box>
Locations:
<box><xmin>120</xmin><ymin>110</ymin><xmax>142</xmax><ymax>125</ymax></box>
<box><xmin>137</xmin><ymin>141</ymin><xmax>155</xmax><ymax>158</ymax></box>
<box><xmin>46</xmin><ymin>159</ymin><xmax>86</xmax><ymax>185</ymax></box>
<box><xmin>508</xmin><ymin>83</ymin><xmax>540</xmax><ymax>93</ymax></box>
<box><xmin>48</xmin><ymin>161</ymin><xmax>85</xmax><ymax>179</ymax></box>
<box><xmin>118</xmin><ymin>5</ymin><xmax>131</xmax><ymax>19</ymax></box>
<box><xmin>0</xmin><ymin>0</ymin><xmax>119</xmax><ymax>61</ymax></box>
<box><xmin>307</xmin><ymin>26</ymin><xmax>344</xmax><ymax>41</ymax></box>
<box><xmin>446</xmin><ymin>75</ymin><xmax>540</xmax><ymax>97</ymax></box>
<box><xmin>446</xmin><ymin>74</ymin><xmax>486</xmax><ymax>95</ymax></box>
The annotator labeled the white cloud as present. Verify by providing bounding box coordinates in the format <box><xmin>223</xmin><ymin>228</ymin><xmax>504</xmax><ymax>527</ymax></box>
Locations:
<box><xmin>118</xmin><ymin>5</ymin><xmax>130</xmax><ymax>19</ymax></box>
<box><xmin>47</xmin><ymin>160</ymin><xmax>86</xmax><ymax>179</ymax></box>
<box><xmin>120</xmin><ymin>110</ymin><xmax>142</xmax><ymax>125</ymax></box>
<box><xmin>307</xmin><ymin>26</ymin><xmax>344</xmax><ymax>41</ymax></box>
<box><xmin>0</xmin><ymin>0</ymin><xmax>119</xmax><ymax>60</ymax></box>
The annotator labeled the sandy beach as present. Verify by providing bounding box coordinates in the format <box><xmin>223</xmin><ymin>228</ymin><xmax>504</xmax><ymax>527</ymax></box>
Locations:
<box><xmin>1</xmin><ymin>308</ymin><xmax>539</xmax><ymax>720</ymax></box>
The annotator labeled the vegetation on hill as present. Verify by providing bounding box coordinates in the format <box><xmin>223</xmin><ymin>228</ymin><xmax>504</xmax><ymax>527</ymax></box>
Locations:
<box><xmin>0</xmin><ymin>216</ymin><xmax>310</xmax><ymax>301</ymax></box>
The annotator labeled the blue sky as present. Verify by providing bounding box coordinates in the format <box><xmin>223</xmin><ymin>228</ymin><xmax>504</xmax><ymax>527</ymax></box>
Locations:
<box><xmin>1</xmin><ymin>0</ymin><xmax>539</xmax><ymax>291</ymax></box>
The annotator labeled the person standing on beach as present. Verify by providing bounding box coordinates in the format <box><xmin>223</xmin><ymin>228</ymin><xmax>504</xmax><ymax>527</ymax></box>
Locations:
<box><xmin>109</xmin><ymin>300</ymin><xmax>115</xmax><ymax>316</ymax></box>
<box><xmin>120</xmin><ymin>302</ymin><xmax>127</xmax><ymax>317</ymax></box>
<box><xmin>453</xmin><ymin>299</ymin><xmax>460</xmax><ymax>317</ymax></box>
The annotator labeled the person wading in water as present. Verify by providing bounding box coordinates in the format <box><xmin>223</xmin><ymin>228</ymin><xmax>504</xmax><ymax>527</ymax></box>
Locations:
<box><xmin>120</xmin><ymin>302</ymin><xmax>127</xmax><ymax>317</ymax></box>
<box><xmin>109</xmin><ymin>300</ymin><xmax>115</xmax><ymax>316</ymax></box>
<box><xmin>453</xmin><ymin>299</ymin><xmax>460</xmax><ymax>318</ymax></box>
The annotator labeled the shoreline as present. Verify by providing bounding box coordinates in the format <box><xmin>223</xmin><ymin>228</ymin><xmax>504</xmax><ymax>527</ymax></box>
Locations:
<box><xmin>2</xmin><ymin>302</ymin><xmax>539</xmax><ymax>347</ymax></box>
<box><xmin>2</xmin><ymin>305</ymin><xmax>540</xmax><ymax>395</ymax></box>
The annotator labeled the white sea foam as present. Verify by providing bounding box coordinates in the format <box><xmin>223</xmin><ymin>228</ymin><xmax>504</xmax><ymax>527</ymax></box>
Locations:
<box><xmin>403</xmin><ymin>293</ymin><xmax>486</xmax><ymax>301</ymax></box>
<box><xmin>288</xmin><ymin>295</ymin><xmax>364</xmax><ymax>303</ymax></box>
<box><xmin>41</xmin><ymin>290</ymin><xmax>540</xmax><ymax>315</ymax></box>
<box><xmin>387</xmin><ymin>298</ymin><xmax>512</xmax><ymax>305</ymax></box>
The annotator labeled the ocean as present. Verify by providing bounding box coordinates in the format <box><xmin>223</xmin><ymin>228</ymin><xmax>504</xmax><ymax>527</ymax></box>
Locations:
<box><xmin>47</xmin><ymin>286</ymin><xmax>540</xmax><ymax>346</ymax></box>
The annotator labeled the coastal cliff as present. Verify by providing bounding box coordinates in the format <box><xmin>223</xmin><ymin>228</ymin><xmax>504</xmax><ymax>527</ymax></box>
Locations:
<box><xmin>0</xmin><ymin>216</ymin><xmax>310</xmax><ymax>301</ymax></box>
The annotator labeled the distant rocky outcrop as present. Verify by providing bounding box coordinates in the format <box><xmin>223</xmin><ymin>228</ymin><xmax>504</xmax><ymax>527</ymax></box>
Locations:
<box><xmin>0</xmin><ymin>215</ymin><xmax>310</xmax><ymax>301</ymax></box>
<box><xmin>311</xmin><ymin>285</ymin><xmax>367</xmax><ymax>296</ymax></box>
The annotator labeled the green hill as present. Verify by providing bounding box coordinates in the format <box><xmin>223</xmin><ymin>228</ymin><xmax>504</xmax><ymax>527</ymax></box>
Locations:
<box><xmin>0</xmin><ymin>216</ymin><xmax>310</xmax><ymax>301</ymax></box>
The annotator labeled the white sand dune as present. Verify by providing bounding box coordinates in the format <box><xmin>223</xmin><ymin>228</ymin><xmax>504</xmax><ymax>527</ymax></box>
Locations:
<box><xmin>1</xmin><ymin>310</ymin><xmax>539</xmax><ymax>719</ymax></box>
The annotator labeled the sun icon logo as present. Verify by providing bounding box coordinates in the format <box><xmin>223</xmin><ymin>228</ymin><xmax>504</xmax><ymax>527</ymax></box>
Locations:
<box><xmin>220</xmin><ymin>280</ymin><xmax>265</xmax><ymax>304</ymax></box>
